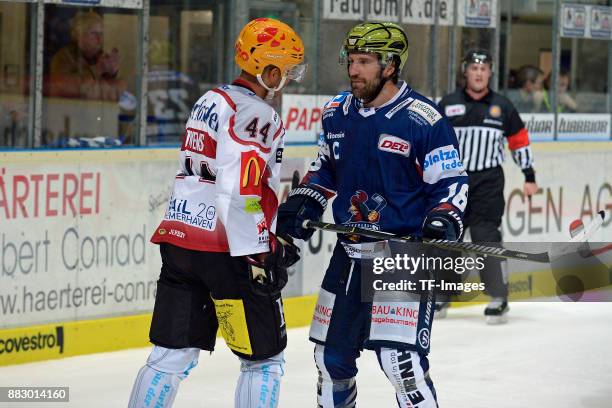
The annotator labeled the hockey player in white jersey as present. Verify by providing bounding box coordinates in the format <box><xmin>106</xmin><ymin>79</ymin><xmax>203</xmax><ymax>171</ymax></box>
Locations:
<box><xmin>128</xmin><ymin>18</ymin><xmax>306</xmax><ymax>408</ymax></box>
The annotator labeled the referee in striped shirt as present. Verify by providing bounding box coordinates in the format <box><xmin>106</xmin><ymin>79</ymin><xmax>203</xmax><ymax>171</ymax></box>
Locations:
<box><xmin>438</xmin><ymin>49</ymin><xmax>538</xmax><ymax>324</ymax></box>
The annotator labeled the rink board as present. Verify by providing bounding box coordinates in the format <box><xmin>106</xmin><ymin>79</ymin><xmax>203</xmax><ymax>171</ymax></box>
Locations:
<box><xmin>2</xmin><ymin>266</ymin><xmax>610</xmax><ymax>367</ymax></box>
<box><xmin>0</xmin><ymin>294</ymin><xmax>318</xmax><ymax>366</ymax></box>
<box><xmin>1</xmin><ymin>142</ymin><xmax>611</xmax><ymax>366</ymax></box>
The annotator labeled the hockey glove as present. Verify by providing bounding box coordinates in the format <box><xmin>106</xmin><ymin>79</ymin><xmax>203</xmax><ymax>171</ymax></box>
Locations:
<box><xmin>246</xmin><ymin>233</ymin><xmax>300</xmax><ymax>295</ymax></box>
<box><xmin>277</xmin><ymin>185</ymin><xmax>327</xmax><ymax>240</ymax></box>
<box><xmin>422</xmin><ymin>204</ymin><xmax>464</xmax><ymax>241</ymax></box>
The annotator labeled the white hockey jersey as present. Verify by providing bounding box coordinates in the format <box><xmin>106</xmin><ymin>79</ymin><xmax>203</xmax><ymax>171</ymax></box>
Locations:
<box><xmin>151</xmin><ymin>79</ymin><xmax>285</xmax><ymax>256</ymax></box>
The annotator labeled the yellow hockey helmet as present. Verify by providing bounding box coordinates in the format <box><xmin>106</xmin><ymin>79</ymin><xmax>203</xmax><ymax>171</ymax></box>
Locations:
<box><xmin>234</xmin><ymin>18</ymin><xmax>306</xmax><ymax>82</ymax></box>
<box><xmin>340</xmin><ymin>22</ymin><xmax>409</xmax><ymax>74</ymax></box>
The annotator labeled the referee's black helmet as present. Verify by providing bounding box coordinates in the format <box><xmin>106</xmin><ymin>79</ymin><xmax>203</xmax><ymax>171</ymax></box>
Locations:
<box><xmin>461</xmin><ymin>49</ymin><xmax>493</xmax><ymax>73</ymax></box>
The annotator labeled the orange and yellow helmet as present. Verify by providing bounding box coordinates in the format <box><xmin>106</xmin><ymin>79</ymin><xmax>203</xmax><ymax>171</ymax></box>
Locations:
<box><xmin>234</xmin><ymin>18</ymin><xmax>306</xmax><ymax>83</ymax></box>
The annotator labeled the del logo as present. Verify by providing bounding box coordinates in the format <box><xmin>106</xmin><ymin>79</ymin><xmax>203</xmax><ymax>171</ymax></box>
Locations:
<box><xmin>240</xmin><ymin>151</ymin><xmax>265</xmax><ymax>195</ymax></box>
<box><xmin>378</xmin><ymin>134</ymin><xmax>411</xmax><ymax>157</ymax></box>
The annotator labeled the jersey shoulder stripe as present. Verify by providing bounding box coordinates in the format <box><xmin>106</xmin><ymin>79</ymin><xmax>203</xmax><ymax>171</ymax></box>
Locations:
<box><xmin>385</xmin><ymin>96</ymin><xmax>415</xmax><ymax>119</ymax></box>
<box><xmin>211</xmin><ymin>87</ymin><xmax>237</xmax><ymax>111</ymax></box>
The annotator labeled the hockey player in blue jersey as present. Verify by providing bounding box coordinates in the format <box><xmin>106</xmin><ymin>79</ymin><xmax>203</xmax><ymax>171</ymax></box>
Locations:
<box><xmin>277</xmin><ymin>22</ymin><xmax>469</xmax><ymax>407</ymax></box>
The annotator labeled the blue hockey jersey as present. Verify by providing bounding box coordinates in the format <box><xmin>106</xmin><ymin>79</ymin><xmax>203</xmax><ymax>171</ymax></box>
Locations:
<box><xmin>304</xmin><ymin>82</ymin><xmax>469</xmax><ymax>239</ymax></box>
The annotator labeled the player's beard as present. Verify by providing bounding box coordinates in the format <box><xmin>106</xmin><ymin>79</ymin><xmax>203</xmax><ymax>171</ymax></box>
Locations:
<box><xmin>351</xmin><ymin>72</ymin><xmax>386</xmax><ymax>104</ymax></box>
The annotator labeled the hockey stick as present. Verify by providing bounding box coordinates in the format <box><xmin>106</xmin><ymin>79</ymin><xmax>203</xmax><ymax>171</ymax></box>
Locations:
<box><xmin>549</xmin><ymin>210</ymin><xmax>607</xmax><ymax>260</ymax></box>
<box><xmin>291</xmin><ymin>170</ymin><xmax>300</xmax><ymax>189</ymax></box>
<box><xmin>302</xmin><ymin>210</ymin><xmax>606</xmax><ymax>264</ymax></box>
<box><xmin>568</xmin><ymin>213</ymin><xmax>604</xmax><ymax>243</ymax></box>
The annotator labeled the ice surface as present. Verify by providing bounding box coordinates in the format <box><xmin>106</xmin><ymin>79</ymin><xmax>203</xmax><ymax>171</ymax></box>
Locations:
<box><xmin>1</xmin><ymin>302</ymin><xmax>611</xmax><ymax>407</ymax></box>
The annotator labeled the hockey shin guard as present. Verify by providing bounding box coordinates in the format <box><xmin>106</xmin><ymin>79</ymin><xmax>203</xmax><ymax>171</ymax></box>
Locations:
<box><xmin>234</xmin><ymin>351</ymin><xmax>284</xmax><ymax>408</ymax></box>
<box><xmin>377</xmin><ymin>347</ymin><xmax>438</xmax><ymax>408</ymax></box>
<box><xmin>128</xmin><ymin>346</ymin><xmax>199</xmax><ymax>408</ymax></box>
<box><xmin>314</xmin><ymin>344</ymin><xmax>358</xmax><ymax>408</ymax></box>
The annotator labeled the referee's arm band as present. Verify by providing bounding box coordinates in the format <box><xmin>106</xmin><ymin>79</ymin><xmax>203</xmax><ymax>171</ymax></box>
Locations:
<box><xmin>522</xmin><ymin>167</ymin><xmax>536</xmax><ymax>183</ymax></box>
<box><xmin>508</xmin><ymin>128</ymin><xmax>530</xmax><ymax>150</ymax></box>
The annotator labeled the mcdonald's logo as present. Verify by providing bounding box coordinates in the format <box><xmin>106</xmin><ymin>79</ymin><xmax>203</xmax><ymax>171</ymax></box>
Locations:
<box><xmin>242</xmin><ymin>157</ymin><xmax>261</xmax><ymax>188</ymax></box>
<box><xmin>240</xmin><ymin>151</ymin><xmax>265</xmax><ymax>195</ymax></box>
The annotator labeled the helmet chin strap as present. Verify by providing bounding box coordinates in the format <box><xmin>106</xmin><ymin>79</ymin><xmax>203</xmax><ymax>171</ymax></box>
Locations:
<box><xmin>256</xmin><ymin>74</ymin><xmax>288</xmax><ymax>103</ymax></box>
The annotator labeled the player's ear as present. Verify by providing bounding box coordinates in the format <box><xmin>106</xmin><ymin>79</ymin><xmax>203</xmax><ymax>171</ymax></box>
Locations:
<box><xmin>381</xmin><ymin>57</ymin><xmax>394</xmax><ymax>78</ymax></box>
<box><xmin>383</xmin><ymin>63</ymin><xmax>395</xmax><ymax>78</ymax></box>
<box><xmin>382</xmin><ymin>56</ymin><xmax>399</xmax><ymax>82</ymax></box>
<box><xmin>272</xmin><ymin>66</ymin><xmax>283</xmax><ymax>84</ymax></box>
<box><xmin>262</xmin><ymin>65</ymin><xmax>282</xmax><ymax>87</ymax></box>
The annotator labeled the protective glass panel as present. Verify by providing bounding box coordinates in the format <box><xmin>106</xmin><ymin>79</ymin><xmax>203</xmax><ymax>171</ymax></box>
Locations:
<box><xmin>453</xmin><ymin>27</ymin><xmax>495</xmax><ymax>90</ymax></box>
<box><xmin>501</xmin><ymin>1</ymin><xmax>553</xmax><ymax>114</ymax></box>
<box><xmin>434</xmin><ymin>25</ymin><xmax>452</xmax><ymax>99</ymax></box>
<box><xmin>403</xmin><ymin>24</ymin><xmax>433</xmax><ymax>96</ymax></box>
<box><xmin>558</xmin><ymin>0</ymin><xmax>610</xmax><ymax>115</ymax></box>
<box><xmin>558</xmin><ymin>37</ymin><xmax>608</xmax><ymax>113</ymax></box>
<box><xmin>148</xmin><ymin>2</ymin><xmax>220</xmax><ymax>145</ymax></box>
<box><xmin>0</xmin><ymin>2</ymin><xmax>32</xmax><ymax>148</ymax></box>
<box><xmin>42</xmin><ymin>5</ymin><xmax>140</xmax><ymax>147</ymax></box>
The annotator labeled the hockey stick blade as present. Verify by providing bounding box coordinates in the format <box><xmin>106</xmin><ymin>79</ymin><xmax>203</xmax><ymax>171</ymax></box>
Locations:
<box><xmin>549</xmin><ymin>211</ymin><xmax>607</xmax><ymax>261</ymax></box>
<box><xmin>302</xmin><ymin>220</ymin><xmax>552</xmax><ymax>263</ymax></box>
<box><xmin>569</xmin><ymin>211</ymin><xmax>605</xmax><ymax>243</ymax></box>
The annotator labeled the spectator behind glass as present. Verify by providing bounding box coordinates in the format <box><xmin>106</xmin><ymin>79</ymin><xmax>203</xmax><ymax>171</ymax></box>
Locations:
<box><xmin>49</xmin><ymin>11</ymin><xmax>124</xmax><ymax>100</ymax></box>
<box><xmin>512</xmin><ymin>65</ymin><xmax>545</xmax><ymax>113</ymax></box>
<box><xmin>145</xmin><ymin>40</ymin><xmax>196</xmax><ymax>143</ymax></box>
<box><xmin>543</xmin><ymin>69</ymin><xmax>578</xmax><ymax>113</ymax></box>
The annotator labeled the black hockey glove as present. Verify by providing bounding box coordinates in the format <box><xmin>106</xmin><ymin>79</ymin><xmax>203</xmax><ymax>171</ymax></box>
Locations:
<box><xmin>277</xmin><ymin>185</ymin><xmax>327</xmax><ymax>240</ymax></box>
<box><xmin>246</xmin><ymin>233</ymin><xmax>300</xmax><ymax>295</ymax></box>
<box><xmin>422</xmin><ymin>204</ymin><xmax>464</xmax><ymax>241</ymax></box>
